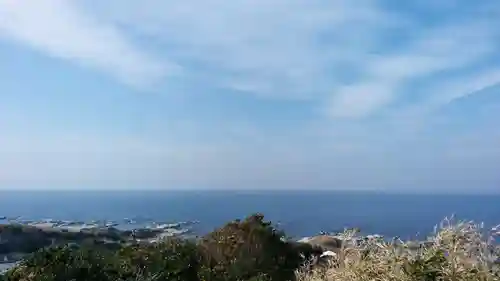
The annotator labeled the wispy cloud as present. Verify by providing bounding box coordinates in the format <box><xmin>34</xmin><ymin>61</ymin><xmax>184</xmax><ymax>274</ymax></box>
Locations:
<box><xmin>79</xmin><ymin>0</ymin><xmax>399</xmax><ymax>99</ymax></box>
<box><xmin>81</xmin><ymin>0</ymin><xmax>500</xmax><ymax>118</ymax></box>
<box><xmin>1</xmin><ymin>0</ymin><xmax>498</xmax><ymax>117</ymax></box>
<box><xmin>1</xmin><ymin>0</ymin><xmax>500</xmax><ymax>191</ymax></box>
<box><xmin>425</xmin><ymin>69</ymin><xmax>500</xmax><ymax>107</ymax></box>
<box><xmin>0</xmin><ymin>0</ymin><xmax>175</xmax><ymax>87</ymax></box>
<box><xmin>327</xmin><ymin>20</ymin><xmax>499</xmax><ymax>118</ymax></box>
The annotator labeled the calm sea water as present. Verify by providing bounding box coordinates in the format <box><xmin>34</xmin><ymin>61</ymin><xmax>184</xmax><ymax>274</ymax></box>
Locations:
<box><xmin>0</xmin><ymin>263</ymin><xmax>15</xmax><ymax>272</ymax></box>
<box><xmin>0</xmin><ymin>190</ymin><xmax>499</xmax><ymax>240</ymax></box>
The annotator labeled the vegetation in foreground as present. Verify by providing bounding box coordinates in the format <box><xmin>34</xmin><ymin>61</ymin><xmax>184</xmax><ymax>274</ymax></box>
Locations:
<box><xmin>1</xmin><ymin>214</ymin><xmax>321</xmax><ymax>281</ymax></box>
<box><xmin>1</xmin><ymin>215</ymin><xmax>499</xmax><ymax>281</ymax></box>
<box><xmin>297</xmin><ymin>217</ymin><xmax>500</xmax><ymax>281</ymax></box>
<box><xmin>0</xmin><ymin>224</ymin><xmax>126</xmax><ymax>254</ymax></box>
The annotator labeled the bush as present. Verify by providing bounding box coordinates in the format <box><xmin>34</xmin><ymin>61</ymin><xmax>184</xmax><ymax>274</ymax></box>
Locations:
<box><xmin>6</xmin><ymin>215</ymin><xmax>499</xmax><ymax>281</ymax></box>
<box><xmin>296</xmin><ymin>217</ymin><xmax>500</xmax><ymax>281</ymax></box>
<box><xmin>3</xmin><ymin>214</ymin><xmax>318</xmax><ymax>281</ymax></box>
<box><xmin>4</xmin><ymin>246</ymin><xmax>121</xmax><ymax>281</ymax></box>
<box><xmin>4</xmin><ymin>241</ymin><xmax>203</xmax><ymax>281</ymax></box>
<box><xmin>0</xmin><ymin>225</ymin><xmax>126</xmax><ymax>255</ymax></box>
<box><xmin>116</xmin><ymin>238</ymin><xmax>202</xmax><ymax>281</ymax></box>
<box><xmin>199</xmin><ymin>213</ymin><xmax>320</xmax><ymax>281</ymax></box>
<box><xmin>5</xmin><ymin>215</ymin><xmax>499</xmax><ymax>281</ymax></box>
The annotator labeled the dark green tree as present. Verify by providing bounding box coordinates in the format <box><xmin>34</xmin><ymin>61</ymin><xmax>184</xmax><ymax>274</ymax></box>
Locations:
<box><xmin>199</xmin><ymin>213</ymin><xmax>320</xmax><ymax>281</ymax></box>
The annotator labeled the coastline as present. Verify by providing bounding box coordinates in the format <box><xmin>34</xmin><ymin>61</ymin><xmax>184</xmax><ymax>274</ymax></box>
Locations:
<box><xmin>1</xmin><ymin>215</ymin><xmax>499</xmax><ymax>262</ymax></box>
<box><xmin>1</xmin><ymin>214</ymin><xmax>499</xmax><ymax>279</ymax></box>
<box><xmin>0</xmin><ymin>216</ymin><xmax>200</xmax><ymax>271</ymax></box>
<box><xmin>2</xmin><ymin>191</ymin><xmax>500</xmax><ymax>240</ymax></box>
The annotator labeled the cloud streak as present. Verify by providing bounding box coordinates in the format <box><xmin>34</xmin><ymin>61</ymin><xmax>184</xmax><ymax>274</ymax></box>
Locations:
<box><xmin>1</xmin><ymin>0</ymin><xmax>499</xmax><ymax>117</ymax></box>
<box><xmin>0</xmin><ymin>0</ymin><xmax>175</xmax><ymax>87</ymax></box>
<box><xmin>327</xmin><ymin>20</ymin><xmax>499</xmax><ymax>118</ymax></box>
<box><xmin>1</xmin><ymin>0</ymin><xmax>500</xmax><ymax>191</ymax></box>
<box><xmin>79</xmin><ymin>0</ymin><xmax>401</xmax><ymax>99</ymax></box>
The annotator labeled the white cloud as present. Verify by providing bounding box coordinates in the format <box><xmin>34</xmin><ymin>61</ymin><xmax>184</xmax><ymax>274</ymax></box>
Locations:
<box><xmin>326</xmin><ymin>81</ymin><xmax>395</xmax><ymax>118</ymax></box>
<box><xmin>327</xmin><ymin>20</ymin><xmax>498</xmax><ymax>118</ymax></box>
<box><xmin>388</xmin><ymin>68</ymin><xmax>500</xmax><ymax>120</ymax></box>
<box><xmin>0</xmin><ymin>0</ymin><xmax>175</xmax><ymax>87</ymax></box>
<box><xmin>428</xmin><ymin>69</ymin><xmax>500</xmax><ymax>106</ymax></box>
<box><xmin>0</xmin><ymin>0</ymin><xmax>498</xmax><ymax>116</ymax></box>
<box><xmin>1</xmin><ymin>0</ymin><xmax>500</xmax><ymax>191</ymax></box>
<box><xmin>80</xmin><ymin>0</ymin><xmax>397</xmax><ymax>99</ymax></box>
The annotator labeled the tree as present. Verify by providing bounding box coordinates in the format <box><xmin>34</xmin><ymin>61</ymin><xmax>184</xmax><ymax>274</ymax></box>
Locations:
<box><xmin>199</xmin><ymin>214</ymin><xmax>320</xmax><ymax>281</ymax></box>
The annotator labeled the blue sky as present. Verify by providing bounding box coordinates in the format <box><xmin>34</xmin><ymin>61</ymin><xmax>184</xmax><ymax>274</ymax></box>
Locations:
<box><xmin>0</xmin><ymin>0</ymin><xmax>499</xmax><ymax>192</ymax></box>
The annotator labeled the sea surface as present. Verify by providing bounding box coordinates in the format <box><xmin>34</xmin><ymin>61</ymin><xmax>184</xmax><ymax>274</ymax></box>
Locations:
<box><xmin>0</xmin><ymin>263</ymin><xmax>15</xmax><ymax>272</ymax></box>
<box><xmin>0</xmin><ymin>190</ymin><xmax>499</xmax><ymax>240</ymax></box>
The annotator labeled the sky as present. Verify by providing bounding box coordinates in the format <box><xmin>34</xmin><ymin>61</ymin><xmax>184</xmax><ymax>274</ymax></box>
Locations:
<box><xmin>0</xmin><ymin>0</ymin><xmax>499</xmax><ymax>192</ymax></box>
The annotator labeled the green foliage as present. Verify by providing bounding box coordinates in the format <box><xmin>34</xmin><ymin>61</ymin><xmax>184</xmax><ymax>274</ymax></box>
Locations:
<box><xmin>4</xmin><ymin>246</ymin><xmax>121</xmax><ymax>281</ymax></box>
<box><xmin>116</xmin><ymin>239</ymin><xmax>201</xmax><ymax>281</ymax></box>
<box><xmin>0</xmin><ymin>225</ymin><xmax>125</xmax><ymax>254</ymax></box>
<box><xmin>199</xmin><ymin>213</ymin><xmax>320</xmax><ymax>281</ymax></box>
<box><xmin>2</xmin><ymin>214</ymin><xmax>320</xmax><ymax>281</ymax></box>
<box><xmin>403</xmin><ymin>250</ymin><xmax>447</xmax><ymax>281</ymax></box>
<box><xmin>7</xmin><ymin>215</ymin><xmax>498</xmax><ymax>281</ymax></box>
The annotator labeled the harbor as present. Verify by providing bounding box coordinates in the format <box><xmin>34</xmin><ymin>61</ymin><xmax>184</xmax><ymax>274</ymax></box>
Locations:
<box><xmin>0</xmin><ymin>216</ymin><xmax>198</xmax><ymax>238</ymax></box>
<box><xmin>0</xmin><ymin>215</ymin><xmax>200</xmax><ymax>273</ymax></box>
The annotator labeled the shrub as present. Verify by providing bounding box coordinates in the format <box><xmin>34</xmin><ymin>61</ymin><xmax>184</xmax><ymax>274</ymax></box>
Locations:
<box><xmin>116</xmin><ymin>238</ymin><xmax>202</xmax><ymax>281</ymax></box>
<box><xmin>4</xmin><ymin>245</ymin><xmax>121</xmax><ymax>281</ymax></box>
<box><xmin>199</xmin><ymin>213</ymin><xmax>320</xmax><ymax>281</ymax></box>
<box><xmin>6</xmin><ymin>215</ymin><xmax>499</xmax><ymax>281</ymax></box>
<box><xmin>4</xmin><ymin>240</ymin><xmax>203</xmax><ymax>281</ymax></box>
<box><xmin>3</xmin><ymin>214</ymin><xmax>320</xmax><ymax>281</ymax></box>
<box><xmin>296</xmin><ymin>217</ymin><xmax>500</xmax><ymax>281</ymax></box>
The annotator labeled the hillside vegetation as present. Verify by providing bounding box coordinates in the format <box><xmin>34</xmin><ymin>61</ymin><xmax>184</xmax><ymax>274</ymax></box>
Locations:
<box><xmin>297</xmin><ymin>217</ymin><xmax>500</xmax><ymax>281</ymax></box>
<box><xmin>1</xmin><ymin>215</ymin><xmax>499</xmax><ymax>281</ymax></box>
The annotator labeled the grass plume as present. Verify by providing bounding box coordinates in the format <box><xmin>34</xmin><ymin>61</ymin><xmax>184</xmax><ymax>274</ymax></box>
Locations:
<box><xmin>296</xmin><ymin>217</ymin><xmax>500</xmax><ymax>281</ymax></box>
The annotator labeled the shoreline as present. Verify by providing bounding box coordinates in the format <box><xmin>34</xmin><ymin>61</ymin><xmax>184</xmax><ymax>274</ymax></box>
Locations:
<box><xmin>2</xmin><ymin>215</ymin><xmax>499</xmax><ymax>244</ymax></box>
<box><xmin>1</xmin><ymin>215</ymin><xmax>500</xmax><ymax>277</ymax></box>
<box><xmin>1</xmin><ymin>215</ymin><xmax>499</xmax><ymax>253</ymax></box>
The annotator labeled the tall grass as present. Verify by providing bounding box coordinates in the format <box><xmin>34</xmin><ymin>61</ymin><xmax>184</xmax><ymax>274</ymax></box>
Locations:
<box><xmin>296</xmin><ymin>217</ymin><xmax>500</xmax><ymax>281</ymax></box>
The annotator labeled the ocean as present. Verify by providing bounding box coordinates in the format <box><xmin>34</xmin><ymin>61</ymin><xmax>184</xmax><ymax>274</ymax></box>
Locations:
<box><xmin>0</xmin><ymin>190</ymin><xmax>499</xmax><ymax>240</ymax></box>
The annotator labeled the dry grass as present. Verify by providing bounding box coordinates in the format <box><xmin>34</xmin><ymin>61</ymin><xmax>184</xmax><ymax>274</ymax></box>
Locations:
<box><xmin>296</xmin><ymin>217</ymin><xmax>500</xmax><ymax>281</ymax></box>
